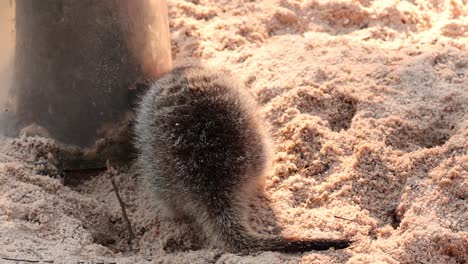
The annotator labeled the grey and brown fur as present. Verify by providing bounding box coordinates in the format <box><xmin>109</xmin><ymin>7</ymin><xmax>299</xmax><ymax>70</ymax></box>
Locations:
<box><xmin>134</xmin><ymin>65</ymin><xmax>351</xmax><ymax>252</ymax></box>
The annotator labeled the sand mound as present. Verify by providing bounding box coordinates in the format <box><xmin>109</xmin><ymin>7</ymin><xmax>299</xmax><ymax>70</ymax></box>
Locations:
<box><xmin>1</xmin><ymin>0</ymin><xmax>467</xmax><ymax>263</ymax></box>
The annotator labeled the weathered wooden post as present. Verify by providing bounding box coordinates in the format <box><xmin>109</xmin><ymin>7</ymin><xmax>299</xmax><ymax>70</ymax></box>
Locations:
<box><xmin>3</xmin><ymin>0</ymin><xmax>172</xmax><ymax>169</ymax></box>
<box><xmin>0</xmin><ymin>1</ymin><xmax>15</xmax><ymax>136</ymax></box>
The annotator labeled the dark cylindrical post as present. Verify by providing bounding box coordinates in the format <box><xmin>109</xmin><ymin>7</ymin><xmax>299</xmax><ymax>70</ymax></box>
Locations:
<box><xmin>10</xmin><ymin>0</ymin><xmax>172</xmax><ymax>169</ymax></box>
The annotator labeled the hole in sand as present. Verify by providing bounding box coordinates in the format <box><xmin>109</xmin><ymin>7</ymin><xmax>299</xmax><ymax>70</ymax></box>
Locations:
<box><xmin>384</xmin><ymin>116</ymin><xmax>455</xmax><ymax>151</ymax></box>
<box><xmin>351</xmin><ymin>146</ymin><xmax>407</xmax><ymax>227</ymax></box>
<box><xmin>266</xmin><ymin>87</ymin><xmax>357</xmax><ymax>132</ymax></box>
<box><xmin>63</xmin><ymin>168</ymin><xmax>106</xmax><ymax>187</ymax></box>
<box><xmin>162</xmin><ymin>235</ymin><xmax>203</xmax><ymax>253</ymax></box>
<box><xmin>294</xmin><ymin>89</ymin><xmax>357</xmax><ymax>132</ymax></box>
<box><xmin>64</xmin><ymin>170</ymin><xmax>137</xmax><ymax>253</ymax></box>
<box><xmin>387</xmin><ymin>208</ymin><xmax>402</xmax><ymax>229</ymax></box>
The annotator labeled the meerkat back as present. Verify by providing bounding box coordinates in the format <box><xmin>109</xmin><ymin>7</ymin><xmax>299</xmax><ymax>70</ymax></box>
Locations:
<box><xmin>134</xmin><ymin>66</ymin><xmax>351</xmax><ymax>252</ymax></box>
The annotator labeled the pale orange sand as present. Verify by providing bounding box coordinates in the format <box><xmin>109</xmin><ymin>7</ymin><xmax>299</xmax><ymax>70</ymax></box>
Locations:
<box><xmin>0</xmin><ymin>0</ymin><xmax>467</xmax><ymax>263</ymax></box>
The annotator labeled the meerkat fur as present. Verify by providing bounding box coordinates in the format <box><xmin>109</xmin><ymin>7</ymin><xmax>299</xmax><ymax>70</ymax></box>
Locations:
<box><xmin>134</xmin><ymin>65</ymin><xmax>351</xmax><ymax>252</ymax></box>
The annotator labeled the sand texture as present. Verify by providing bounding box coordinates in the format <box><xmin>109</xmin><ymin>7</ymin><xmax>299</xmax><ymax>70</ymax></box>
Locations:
<box><xmin>0</xmin><ymin>0</ymin><xmax>467</xmax><ymax>263</ymax></box>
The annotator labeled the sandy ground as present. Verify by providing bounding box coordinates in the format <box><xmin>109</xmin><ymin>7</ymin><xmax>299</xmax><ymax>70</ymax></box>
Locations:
<box><xmin>1</xmin><ymin>0</ymin><xmax>467</xmax><ymax>263</ymax></box>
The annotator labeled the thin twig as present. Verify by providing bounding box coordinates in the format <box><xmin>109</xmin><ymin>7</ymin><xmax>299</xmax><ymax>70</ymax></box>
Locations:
<box><xmin>106</xmin><ymin>160</ymin><xmax>135</xmax><ymax>243</ymax></box>
<box><xmin>334</xmin><ymin>215</ymin><xmax>362</xmax><ymax>225</ymax></box>
<box><xmin>1</xmin><ymin>257</ymin><xmax>38</xmax><ymax>263</ymax></box>
<box><xmin>1</xmin><ymin>257</ymin><xmax>53</xmax><ymax>263</ymax></box>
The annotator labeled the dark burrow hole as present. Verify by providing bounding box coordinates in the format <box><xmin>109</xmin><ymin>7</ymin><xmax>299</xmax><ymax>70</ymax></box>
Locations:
<box><xmin>62</xmin><ymin>168</ymin><xmax>138</xmax><ymax>253</ymax></box>
<box><xmin>327</xmin><ymin>94</ymin><xmax>358</xmax><ymax>132</ymax></box>
<box><xmin>417</xmin><ymin>128</ymin><xmax>451</xmax><ymax>149</ymax></box>
<box><xmin>387</xmin><ymin>208</ymin><xmax>402</xmax><ymax>229</ymax></box>
<box><xmin>62</xmin><ymin>168</ymin><xmax>106</xmax><ymax>187</ymax></box>
<box><xmin>295</xmin><ymin>90</ymin><xmax>358</xmax><ymax>132</ymax></box>
<box><xmin>385</xmin><ymin>118</ymin><xmax>455</xmax><ymax>151</ymax></box>
<box><xmin>163</xmin><ymin>236</ymin><xmax>203</xmax><ymax>253</ymax></box>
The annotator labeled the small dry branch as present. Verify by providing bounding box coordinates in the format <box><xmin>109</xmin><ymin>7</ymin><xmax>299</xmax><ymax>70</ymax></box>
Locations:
<box><xmin>334</xmin><ymin>215</ymin><xmax>362</xmax><ymax>225</ymax></box>
<box><xmin>1</xmin><ymin>257</ymin><xmax>53</xmax><ymax>263</ymax></box>
<box><xmin>106</xmin><ymin>160</ymin><xmax>135</xmax><ymax>243</ymax></box>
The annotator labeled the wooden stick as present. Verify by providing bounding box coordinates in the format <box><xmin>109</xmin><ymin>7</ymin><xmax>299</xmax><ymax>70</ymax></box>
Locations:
<box><xmin>334</xmin><ymin>215</ymin><xmax>362</xmax><ymax>225</ymax></box>
<box><xmin>106</xmin><ymin>160</ymin><xmax>135</xmax><ymax>243</ymax></box>
<box><xmin>1</xmin><ymin>257</ymin><xmax>53</xmax><ymax>263</ymax></box>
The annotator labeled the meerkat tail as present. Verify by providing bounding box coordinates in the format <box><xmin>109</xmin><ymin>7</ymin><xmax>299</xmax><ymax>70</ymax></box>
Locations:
<box><xmin>253</xmin><ymin>237</ymin><xmax>352</xmax><ymax>252</ymax></box>
<box><xmin>198</xmin><ymin>195</ymin><xmax>351</xmax><ymax>252</ymax></box>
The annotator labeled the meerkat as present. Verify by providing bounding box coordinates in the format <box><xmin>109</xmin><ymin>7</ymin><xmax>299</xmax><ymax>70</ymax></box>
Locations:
<box><xmin>134</xmin><ymin>65</ymin><xmax>351</xmax><ymax>252</ymax></box>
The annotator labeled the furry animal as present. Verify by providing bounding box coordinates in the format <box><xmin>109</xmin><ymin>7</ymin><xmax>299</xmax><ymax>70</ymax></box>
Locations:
<box><xmin>134</xmin><ymin>65</ymin><xmax>351</xmax><ymax>252</ymax></box>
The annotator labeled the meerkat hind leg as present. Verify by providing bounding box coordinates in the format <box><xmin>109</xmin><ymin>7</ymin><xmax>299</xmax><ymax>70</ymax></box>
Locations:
<box><xmin>158</xmin><ymin>200</ymin><xmax>189</xmax><ymax>222</ymax></box>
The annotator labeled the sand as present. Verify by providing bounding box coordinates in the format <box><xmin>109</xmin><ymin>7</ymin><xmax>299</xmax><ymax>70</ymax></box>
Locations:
<box><xmin>0</xmin><ymin>0</ymin><xmax>467</xmax><ymax>263</ymax></box>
